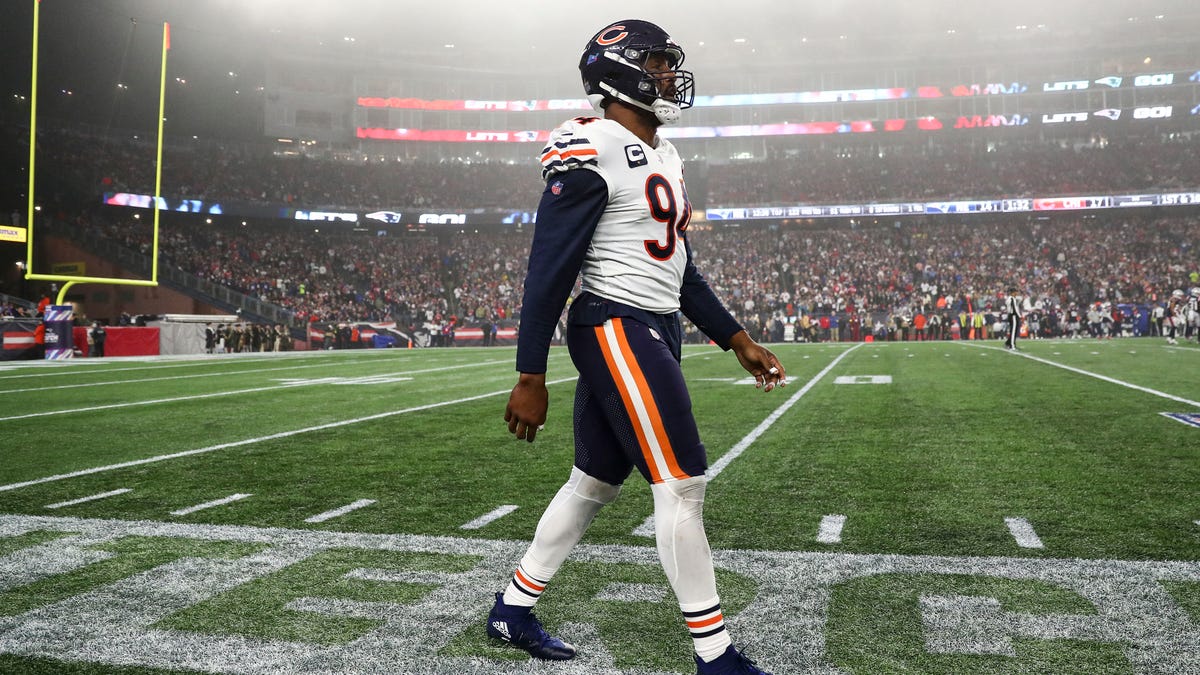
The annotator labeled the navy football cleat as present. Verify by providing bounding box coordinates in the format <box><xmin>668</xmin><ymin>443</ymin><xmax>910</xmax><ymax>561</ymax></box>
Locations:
<box><xmin>695</xmin><ymin>645</ymin><xmax>772</xmax><ymax>674</ymax></box>
<box><xmin>486</xmin><ymin>592</ymin><xmax>577</xmax><ymax>660</ymax></box>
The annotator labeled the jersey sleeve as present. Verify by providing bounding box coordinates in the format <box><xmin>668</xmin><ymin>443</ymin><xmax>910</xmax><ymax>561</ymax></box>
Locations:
<box><xmin>515</xmin><ymin>167</ymin><xmax>609</xmax><ymax>373</ymax></box>
<box><xmin>678</xmin><ymin>234</ymin><xmax>744</xmax><ymax>350</ymax></box>
<box><xmin>539</xmin><ymin>118</ymin><xmax>602</xmax><ymax>182</ymax></box>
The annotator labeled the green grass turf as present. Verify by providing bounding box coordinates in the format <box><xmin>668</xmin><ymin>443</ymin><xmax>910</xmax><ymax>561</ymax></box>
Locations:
<box><xmin>0</xmin><ymin>338</ymin><xmax>1196</xmax><ymax>673</ymax></box>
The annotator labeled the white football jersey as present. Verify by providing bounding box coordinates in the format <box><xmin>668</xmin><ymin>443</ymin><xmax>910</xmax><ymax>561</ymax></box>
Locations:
<box><xmin>541</xmin><ymin>117</ymin><xmax>691</xmax><ymax>314</ymax></box>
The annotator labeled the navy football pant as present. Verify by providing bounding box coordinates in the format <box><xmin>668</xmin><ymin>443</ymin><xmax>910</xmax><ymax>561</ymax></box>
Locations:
<box><xmin>568</xmin><ymin>316</ymin><xmax>706</xmax><ymax>486</ymax></box>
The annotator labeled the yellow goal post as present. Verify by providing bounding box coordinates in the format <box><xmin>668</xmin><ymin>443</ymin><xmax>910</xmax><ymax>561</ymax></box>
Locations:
<box><xmin>24</xmin><ymin>0</ymin><xmax>170</xmax><ymax>305</ymax></box>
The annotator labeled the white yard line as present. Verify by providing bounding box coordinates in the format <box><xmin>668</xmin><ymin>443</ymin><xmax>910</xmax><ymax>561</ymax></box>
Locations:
<box><xmin>0</xmin><ymin>353</ymin><xmax>323</xmax><ymax>381</ymax></box>
<box><xmin>635</xmin><ymin>344</ymin><xmax>864</xmax><ymax>536</ymax></box>
<box><xmin>169</xmin><ymin>493</ymin><xmax>253</xmax><ymax>516</ymax></box>
<box><xmin>0</xmin><ymin>377</ymin><xmax>579</xmax><ymax>494</ymax></box>
<box><xmin>0</xmin><ymin>381</ymin><xmax>321</xmax><ymax>422</ymax></box>
<box><xmin>1004</xmin><ymin>517</ymin><xmax>1045</xmax><ymax>549</ymax></box>
<box><xmin>0</xmin><ymin>358</ymin><xmax>515</xmax><ymax>395</ymax></box>
<box><xmin>817</xmin><ymin>514</ymin><xmax>847</xmax><ymax>544</ymax></box>
<box><xmin>0</xmin><ymin>362</ymin><xmax>352</xmax><ymax>394</ymax></box>
<box><xmin>0</xmin><ymin>358</ymin><xmax>521</xmax><ymax>422</ymax></box>
<box><xmin>304</xmin><ymin>499</ymin><xmax>377</xmax><ymax>524</ymax></box>
<box><xmin>964</xmin><ymin>343</ymin><xmax>1200</xmax><ymax>408</ymax></box>
<box><xmin>44</xmin><ymin>489</ymin><xmax>132</xmax><ymax>510</ymax></box>
<box><xmin>459</xmin><ymin>505</ymin><xmax>519</xmax><ymax>530</ymax></box>
<box><xmin>707</xmin><ymin>343</ymin><xmax>864</xmax><ymax>478</ymax></box>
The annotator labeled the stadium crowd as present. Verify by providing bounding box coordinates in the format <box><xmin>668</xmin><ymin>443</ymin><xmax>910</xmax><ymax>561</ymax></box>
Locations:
<box><xmin>47</xmin><ymin>207</ymin><xmax>1200</xmax><ymax>345</ymax></box>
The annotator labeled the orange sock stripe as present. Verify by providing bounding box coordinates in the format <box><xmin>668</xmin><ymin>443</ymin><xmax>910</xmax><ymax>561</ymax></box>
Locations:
<box><xmin>686</xmin><ymin>613</ymin><xmax>725</xmax><ymax>630</ymax></box>
<box><xmin>594</xmin><ymin>321</ymin><xmax>664</xmax><ymax>483</ymax></box>
<box><xmin>514</xmin><ymin>568</ymin><xmax>545</xmax><ymax>592</ymax></box>
<box><xmin>610</xmin><ymin>319</ymin><xmax>687</xmax><ymax>481</ymax></box>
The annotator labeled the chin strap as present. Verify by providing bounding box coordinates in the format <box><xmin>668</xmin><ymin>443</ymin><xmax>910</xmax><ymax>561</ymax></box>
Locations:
<box><xmin>593</xmin><ymin>86</ymin><xmax>682</xmax><ymax>126</ymax></box>
<box><xmin>652</xmin><ymin>99</ymin><xmax>681</xmax><ymax>126</ymax></box>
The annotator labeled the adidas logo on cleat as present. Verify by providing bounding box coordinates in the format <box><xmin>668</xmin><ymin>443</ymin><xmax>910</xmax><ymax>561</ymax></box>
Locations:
<box><xmin>486</xmin><ymin>592</ymin><xmax>577</xmax><ymax>660</ymax></box>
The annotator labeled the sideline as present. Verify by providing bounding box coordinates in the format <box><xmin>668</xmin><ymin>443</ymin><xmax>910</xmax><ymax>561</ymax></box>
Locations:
<box><xmin>961</xmin><ymin>342</ymin><xmax>1200</xmax><ymax>408</ymax></box>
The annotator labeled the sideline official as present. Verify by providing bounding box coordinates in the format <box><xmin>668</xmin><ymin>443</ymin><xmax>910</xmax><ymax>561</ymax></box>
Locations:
<box><xmin>1003</xmin><ymin>287</ymin><xmax>1023</xmax><ymax>350</ymax></box>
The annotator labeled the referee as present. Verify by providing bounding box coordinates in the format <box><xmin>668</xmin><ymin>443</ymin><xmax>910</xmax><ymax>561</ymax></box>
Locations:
<box><xmin>1003</xmin><ymin>287</ymin><xmax>1023</xmax><ymax>350</ymax></box>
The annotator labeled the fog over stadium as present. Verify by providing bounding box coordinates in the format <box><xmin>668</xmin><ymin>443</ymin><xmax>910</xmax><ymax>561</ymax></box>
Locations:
<box><xmin>5</xmin><ymin>0</ymin><xmax>1200</xmax><ymax>115</ymax></box>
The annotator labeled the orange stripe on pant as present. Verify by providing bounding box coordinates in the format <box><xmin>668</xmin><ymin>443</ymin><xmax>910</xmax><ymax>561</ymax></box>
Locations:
<box><xmin>593</xmin><ymin>318</ymin><xmax>688</xmax><ymax>483</ymax></box>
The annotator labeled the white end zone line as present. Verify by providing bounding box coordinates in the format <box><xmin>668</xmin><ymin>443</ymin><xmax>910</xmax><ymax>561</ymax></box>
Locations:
<box><xmin>962</xmin><ymin>342</ymin><xmax>1200</xmax><ymax>408</ymax></box>
<box><xmin>0</xmin><ymin>377</ymin><xmax>580</xmax><ymax>494</ymax></box>
<box><xmin>635</xmin><ymin>344</ymin><xmax>864</xmax><ymax>535</ymax></box>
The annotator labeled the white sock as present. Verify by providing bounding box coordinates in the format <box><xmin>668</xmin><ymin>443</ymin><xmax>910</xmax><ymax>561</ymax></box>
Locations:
<box><xmin>651</xmin><ymin>476</ymin><xmax>732</xmax><ymax>661</ymax></box>
<box><xmin>501</xmin><ymin>467</ymin><xmax>620</xmax><ymax>607</ymax></box>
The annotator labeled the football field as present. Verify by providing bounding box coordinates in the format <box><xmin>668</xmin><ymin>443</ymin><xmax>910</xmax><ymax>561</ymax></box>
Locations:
<box><xmin>0</xmin><ymin>338</ymin><xmax>1197</xmax><ymax>674</ymax></box>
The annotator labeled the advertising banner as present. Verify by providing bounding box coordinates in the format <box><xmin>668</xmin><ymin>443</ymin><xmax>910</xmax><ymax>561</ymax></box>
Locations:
<box><xmin>43</xmin><ymin>305</ymin><xmax>74</xmax><ymax>360</ymax></box>
<box><xmin>0</xmin><ymin>318</ymin><xmax>40</xmax><ymax>361</ymax></box>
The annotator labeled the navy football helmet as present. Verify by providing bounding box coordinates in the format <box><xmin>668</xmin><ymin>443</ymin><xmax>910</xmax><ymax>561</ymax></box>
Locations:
<box><xmin>579</xmin><ymin>20</ymin><xmax>695</xmax><ymax>125</ymax></box>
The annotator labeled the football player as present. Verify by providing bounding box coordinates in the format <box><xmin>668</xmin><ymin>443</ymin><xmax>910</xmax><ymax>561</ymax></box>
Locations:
<box><xmin>487</xmin><ymin>19</ymin><xmax>782</xmax><ymax>675</ymax></box>
<box><xmin>1165</xmin><ymin>289</ymin><xmax>1185</xmax><ymax>345</ymax></box>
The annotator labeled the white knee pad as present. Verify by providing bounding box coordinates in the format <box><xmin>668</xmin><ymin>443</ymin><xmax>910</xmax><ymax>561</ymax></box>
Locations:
<box><xmin>567</xmin><ymin>466</ymin><xmax>623</xmax><ymax>505</ymax></box>
<box><xmin>651</xmin><ymin>476</ymin><xmax>717</xmax><ymax>603</ymax></box>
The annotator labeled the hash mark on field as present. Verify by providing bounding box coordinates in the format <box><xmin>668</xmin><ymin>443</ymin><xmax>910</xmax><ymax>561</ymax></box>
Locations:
<box><xmin>459</xmin><ymin>504</ymin><xmax>518</xmax><ymax>530</ymax></box>
<box><xmin>170</xmin><ymin>493</ymin><xmax>253</xmax><ymax>516</ymax></box>
<box><xmin>45</xmin><ymin>488</ymin><xmax>131</xmax><ymax>510</ymax></box>
<box><xmin>817</xmin><ymin>514</ymin><xmax>846</xmax><ymax>544</ymax></box>
<box><xmin>1004</xmin><ymin>517</ymin><xmax>1045</xmax><ymax>549</ymax></box>
<box><xmin>304</xmin><ymin>499</ymin><xmax>377</xmax><ymax>523</ymax></box>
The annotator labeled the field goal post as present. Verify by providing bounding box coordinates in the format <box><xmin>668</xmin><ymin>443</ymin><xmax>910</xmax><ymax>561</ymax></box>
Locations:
<box><xmin>24</xmin><ymin>0</ymin><xmax>171</xmax><ymax>355</ymax></box>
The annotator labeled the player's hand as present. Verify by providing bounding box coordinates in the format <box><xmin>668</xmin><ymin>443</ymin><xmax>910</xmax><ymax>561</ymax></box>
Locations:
<box><xmin>505</xmin><ymin>372</ymin><xmax>548</xmax><ymax>443</ymax></box>
<box><xmin>729</xmin><ymin>330</ymin><xmax>786</xmax><ymax>392</ymax></box>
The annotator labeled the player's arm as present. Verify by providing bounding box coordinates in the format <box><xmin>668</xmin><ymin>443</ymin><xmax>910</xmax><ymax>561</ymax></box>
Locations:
<box><xmin>679</xmin><ymin>235</ymin><xmax>785</xmax><ymax>391</ymax></box>
<box><xmin>508</xmin><ymin>168</ymin><xmax>608</xmax><ymax>442</ymax></box>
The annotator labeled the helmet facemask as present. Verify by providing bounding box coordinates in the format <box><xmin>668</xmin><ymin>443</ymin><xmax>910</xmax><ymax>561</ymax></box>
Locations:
<box><xmin>581</xmin><ymin>20</ymin><xmax>695</xmax><ymax>126</ymax></box>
